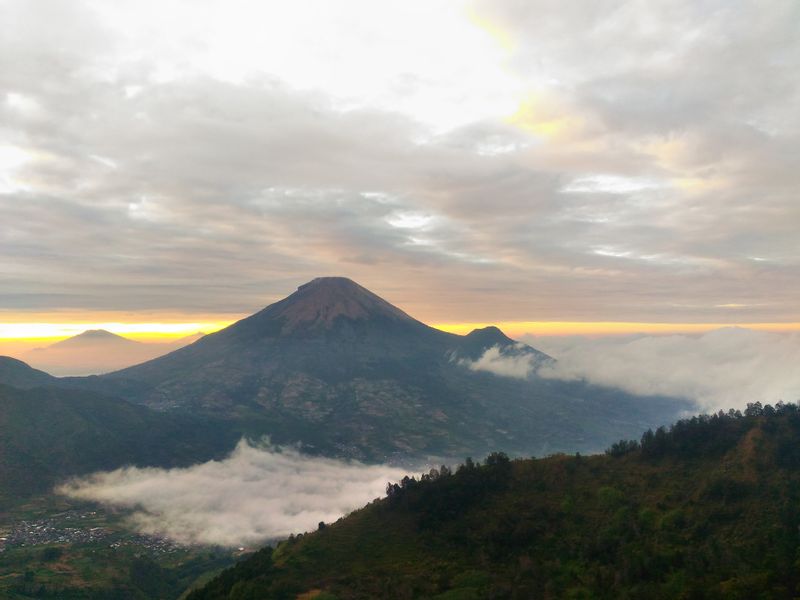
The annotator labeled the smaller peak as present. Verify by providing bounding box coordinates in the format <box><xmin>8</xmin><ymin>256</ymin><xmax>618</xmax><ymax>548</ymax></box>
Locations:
<box><xmin>78</xmin><ymin>329</ymin><xmax>118</xmax><ymax>338</ymax></box>
<box><xmin>49</xmin><ymin>329</ymin><xmax>137</xmax><ymax>348</ymax></box>
<box><xmin>465</xmin><ymin>326</ymin><xmax>514</xmax><ymax>344</ymax></box>
<box><xmin>467</xmin><ymin>325</ymin><xmax>504</xmax><ymax>335</ymax></box>
<box><xmin>454</xmin><ymin>326</ymin><xmax>518</xmax><ymax>361</ymax></box>
<box><xmin>72</xmin><ymin>329</ymin><xmax>132</xmax><ymax>341</ymax></box>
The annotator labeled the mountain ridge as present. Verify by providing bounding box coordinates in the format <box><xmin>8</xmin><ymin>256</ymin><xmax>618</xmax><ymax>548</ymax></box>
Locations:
<box><xmin>0</xmin><ymin>278</ymin><xmax>690</xmax><ymax>461</ymax></box>
<box><xmin>0</xmin><ymin>356</ymin><xmax>58</xmax><ymax>389</ymax></box>
<box><xmin>0</xmin><ymin>383</ymin><xmax>238</xmax><ymax>508</ymax></box>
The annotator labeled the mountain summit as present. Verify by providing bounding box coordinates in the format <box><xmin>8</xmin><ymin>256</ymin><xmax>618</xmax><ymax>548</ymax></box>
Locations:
<box><xmin>44</xmin><ymin>329</ymin><xmax>139</xmax><ymax>349</ymax></box>
<box><xmin>233</xmin><ymin>276</ymin><xmax>426</xmax><ymax>338</ymax></box>
<box><xmin>95</xmin><ymin>277</ymin><xmax>686</xmax><ymax>460</ymax></box>
<box><xmin>278</xmin><ymin>277</ymin><xmax>415</xmax><ymax>327</ymax></box>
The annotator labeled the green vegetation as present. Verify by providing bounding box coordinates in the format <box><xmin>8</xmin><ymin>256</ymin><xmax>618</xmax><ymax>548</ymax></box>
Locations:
<box><xmin>191</xmin><ymin>402</ymin><xmax>800</xmax><ymax>599</ymax></box>
<box><xmin>1</xmin><ymin>542</ymin><xmax>235</xmax><ymax>599</ymax></box>
<box><xmin>0</xmin><ymin>384</ymin><xmax>239</xmax><ymax>507</ymax></box>
<box><xmin>0</xmin><ymin>357</ymin><xmax>56</xmax><ymax>389</ymax></box>
<box><xmin>0</xmin><ymin>497</ymin><xmax>238</xmax><ymax>599</ymax></box>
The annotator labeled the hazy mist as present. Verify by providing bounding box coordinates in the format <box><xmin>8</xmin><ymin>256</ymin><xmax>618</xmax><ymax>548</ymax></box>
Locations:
<box><xmin>467</xmin><ymin>328</ymin><xmax>800</xmax><ymax>412</ymax></box>
<box><xmin>58</xmin><ymin>440</ymin><xmax>408</xmax><ymax>547</ymax></box>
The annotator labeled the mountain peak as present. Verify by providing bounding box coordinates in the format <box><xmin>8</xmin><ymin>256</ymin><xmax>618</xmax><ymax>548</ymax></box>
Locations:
<box><xmin>47</xmin><ymin>329</ymin><xmax>138</xmax><ymax>349</ymax></box>
<box><xmin>76</xmin><ymin>329</ymin><xmax>122</xmax><ymax>339</ymax></box>
<box><xmin>465</xmin><ymin>326</ymin><xmax>515</xmax><ymax>346</ymax></box>
<box><xmin>454</xmin><ymin>325</ymin><xmax>518</xmax><ymax>361</ymax></box>
<box><xmin>272</xmin><ymin>277</ymin><xmax>416</xmax><ymax>333</ymax></box>
<box><xmin>39</xmin><ymin>329</ymin><xmax>140</xmax><ymax>352</ymax></box>
<box><xmin>299</xmin><ymin>276</ymin><xmax>360</xmax><ymax>289</ymax></box>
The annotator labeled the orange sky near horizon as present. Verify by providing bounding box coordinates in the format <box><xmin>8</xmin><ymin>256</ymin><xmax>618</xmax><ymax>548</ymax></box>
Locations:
<box><xmin>2</xmin><ymin>1</ymin><xmax>798</xmax><ymax>354</ymax></box>
<box><xmin>435</xmin><ymin>321</ymin><xmax>800</xmax><ymax>338</ymax></box>
<box><xmin>2</xmin><ymin>317</ymin><xmax>800</xmax><ymax>347</ymax></box>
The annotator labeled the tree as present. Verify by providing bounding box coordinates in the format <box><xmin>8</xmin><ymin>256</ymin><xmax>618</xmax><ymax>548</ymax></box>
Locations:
<box><xmin>744</xmin><ymin>402</ymin><xmax>763</xmax><ymax>417</ymax></box>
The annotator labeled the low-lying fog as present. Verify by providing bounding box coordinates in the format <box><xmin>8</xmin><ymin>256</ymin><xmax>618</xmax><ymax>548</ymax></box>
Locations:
<box><xmin>470</xmin><ymin>327</ymin><xmax>800</xmax><ymax>412</ymax></box>
<box><xmin>59</xmin><ymin>327</ymin><xmax>800</xmax><ymax>548</ymax></box>
<box><xmin>59</xmin><ymin>440</ymin><xmax>408</xmax><ymax>547</ymax></box>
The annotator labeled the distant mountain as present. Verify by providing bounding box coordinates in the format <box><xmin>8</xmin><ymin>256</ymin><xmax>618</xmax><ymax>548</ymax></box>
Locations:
<box><xmin>42</xmin><ymin>328</ymin><xmax>140</xmax><ymax>349</ymax></box>
<box><xmin>97</xmin><ymin>277</ymin><xmax>688</xmax><ymax>460</ymax></box>
<box><xmin>190</xmin><ymin>406</ymin><xmax>800</xmax><ymax>599</ymax></box>
<box><xmin>0</xmin><ymin>383</ymin><xmax>238</xmax><ymax>508</ymax></box>
<box><xmin>22</xmin><ymin>329</ymin><xmax>204</xmax><ymax>376</ymax></box>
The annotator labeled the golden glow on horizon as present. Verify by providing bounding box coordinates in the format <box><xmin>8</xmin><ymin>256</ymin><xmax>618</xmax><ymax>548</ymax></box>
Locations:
<box><xmin>0</xmin><ymin>322</ymin><xmax>232</xmax><ymax>342</ymax></box>
<box><xmin>434</xmin><ymin>321</ymin><xmax>800</xmax><ymax>337</ymax></box>
<box><xmin>3</xmin><ymin>320</ymin><xmax>800</xmax><ymax>345</ymax></box>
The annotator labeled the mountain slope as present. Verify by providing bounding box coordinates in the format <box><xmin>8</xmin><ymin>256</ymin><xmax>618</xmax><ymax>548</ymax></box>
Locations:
<box><xmin>42</xmin><ymin>329</ymin><xmax>140</xmax><ymax>349</ymax></box>
<box><xmin>96</xmin><ymin>277</ymin><xmax>687</xmax><ymax>460</ymax></box>
<box><xmin>0</xmin><ymin>356</ymin><xmax>58</xmax><ymax>389</ymax></box>
<box><xmin>451</xmin><ymin>325</ymin><xmax>548</xmax><ymax>363</ymax></box>
<box><xmin>190</xmin><ymin>404</ymin><xmax>800</xmax><ymax>600</ymax></box>
<box><xmin>0</xmin><ymin>383</ymin><xmax>238</xmax><ymax>507</ymax></box>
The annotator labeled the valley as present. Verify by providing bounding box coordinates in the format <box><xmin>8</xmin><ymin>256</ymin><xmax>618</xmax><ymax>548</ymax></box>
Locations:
<box><xmin>0</xmin><ymin>497</ymin><xmax>241</xmax><ymax>599</ymax></box>
<box><xmin>0</xmin><ymin>279</ymin><xmax>697</xmax><ymax>598</ymax></box>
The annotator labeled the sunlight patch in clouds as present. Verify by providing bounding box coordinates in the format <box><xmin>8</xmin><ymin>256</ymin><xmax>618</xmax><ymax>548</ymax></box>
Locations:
<box><xmin>1</xmin><ymin>0</ymin><xmax>799</xmax><ymax>323</ymax></box>
<box><xmin>386</xmin><ymin>211</ymin><xmax>434</xmax><ymax>230</ymax></box>
<box><xmin>0</xmin><ymin>145</ymin><xmax>31</xmax><ymax>194</ymax></box>
<box><xmin>84</xmin><ymin>0</ymin><xmax>523</xmax><ymax>131</ymax></box>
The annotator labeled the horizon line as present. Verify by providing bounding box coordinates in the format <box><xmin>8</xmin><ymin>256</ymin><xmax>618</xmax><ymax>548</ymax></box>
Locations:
<box><xmin>1</xmin><ymin>320</ymin><xmax>800</xmax><ymax>343</ymax></box>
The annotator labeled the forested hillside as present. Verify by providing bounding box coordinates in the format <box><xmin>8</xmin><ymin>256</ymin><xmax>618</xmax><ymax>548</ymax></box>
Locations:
<box><xmin>191</xmin><ymin>402</ymin><xmax>800</xmax><ymax>599</ymax></box>
<box><xmin>0</xmin><ymin>384</ymin><xmax>238</xmax><ymax>507</ymax></box>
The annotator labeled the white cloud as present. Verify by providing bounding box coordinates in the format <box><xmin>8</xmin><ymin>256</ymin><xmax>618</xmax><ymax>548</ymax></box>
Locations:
<box><xmin>58</xmin><ymin>440</ymin><xmax>408</xmax><ymax>547</ymax></box>
<box><xmin>562</xmin><ymin>174</ymin><xmax>666</xmax><ymax>194</ymax></box>
<box><xmin>462</xmin><ymin>344</ymin><xmax>538</xmax><ymax>379</ymax></box>
<box><xmin>1</xmin><ymin>0</ymin><xmax>799</xmax><ymax>324</ymax></box>
<box><xmin>527</xmin><ymin>328</ymin><xmax>800</xmax><ymax>412</ymax></box>
<box><xmin>73</xmin><ymin>0</ymin><xmax>521</xmax><ymax>131</ymax></box>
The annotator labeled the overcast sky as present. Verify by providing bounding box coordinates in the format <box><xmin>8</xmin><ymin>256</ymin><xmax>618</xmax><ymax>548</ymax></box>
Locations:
<box><xmin>1</xmin><ymin>0</ymin><xmax>798</xmax><ymax>331</ymax></box>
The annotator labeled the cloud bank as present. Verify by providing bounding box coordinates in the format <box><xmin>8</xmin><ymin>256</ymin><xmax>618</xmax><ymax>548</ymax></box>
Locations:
<box><xmin>1</xmin><ymin>0</ymin><xmax>799</xmax><ymax>324</ymax></box>
<box><xmin>58</xmin><ymin>440</ymin><xmax>407</xmax><ymax>547</ymax></box>
<box><xmin>463</xmin><ymin>344</ymin><xmax>542</xmax><ymax>379</ymax></box>
<box><xmin>513</xmin><ymin>328</ymin><xmax>800</xmax><ymax>412</ymax></box>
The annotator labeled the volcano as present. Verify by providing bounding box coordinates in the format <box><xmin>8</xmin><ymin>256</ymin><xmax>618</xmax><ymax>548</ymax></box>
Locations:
<box><xmin>88</xmin><ymin>277</ymin><xmax>687</xmax><ymax>461</ymax></box>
